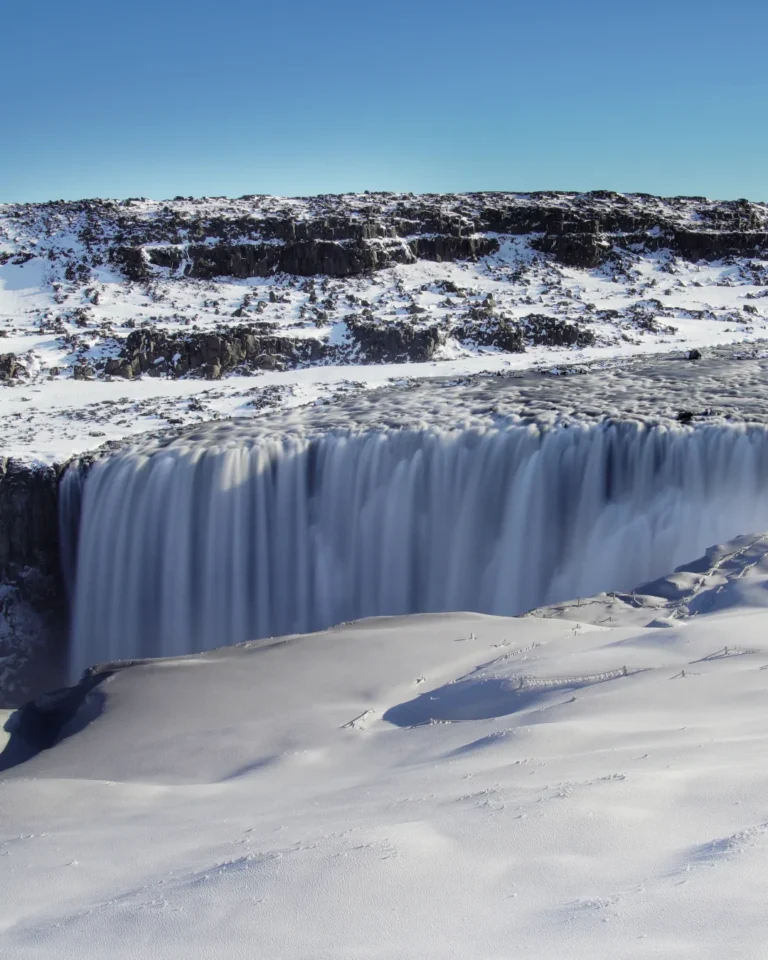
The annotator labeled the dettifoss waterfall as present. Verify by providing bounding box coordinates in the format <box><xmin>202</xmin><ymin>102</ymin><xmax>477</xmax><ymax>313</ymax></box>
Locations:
<box><xmin>61</xmin><ymin>421</ymin><xmax>768</xmax><ymax>677</ymax></box>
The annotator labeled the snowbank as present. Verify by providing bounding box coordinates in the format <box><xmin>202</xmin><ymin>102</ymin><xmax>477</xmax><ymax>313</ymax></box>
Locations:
<box><xmin>3</xmin><ymin>535</ymin><xmax>768</xmax><ymax>958</ymax></box>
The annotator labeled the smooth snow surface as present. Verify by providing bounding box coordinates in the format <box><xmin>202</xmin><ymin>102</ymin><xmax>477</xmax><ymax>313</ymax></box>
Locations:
<box><xmin>67</xmin><ymin>421</ymin><xmax>768</xmax><ymax>676</ymax></box>
<box><xmin>3</xmin><ymin>535</ymin><xmax>768</xmax><ymax>958</ymax></box>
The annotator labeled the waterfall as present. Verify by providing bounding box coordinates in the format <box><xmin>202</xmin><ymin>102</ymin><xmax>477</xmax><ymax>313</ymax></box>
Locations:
<box><xmin>63</xmin><ymin>421</ymin><xmax>768</xmax><ymax>677</ymax></box>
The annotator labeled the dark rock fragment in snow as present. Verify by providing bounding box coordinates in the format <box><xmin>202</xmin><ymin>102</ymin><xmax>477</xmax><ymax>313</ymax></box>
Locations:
<box><xmin>0</xmin><ymin>353</ymin><xmax>24</xmax><ymax>381</ymax></box>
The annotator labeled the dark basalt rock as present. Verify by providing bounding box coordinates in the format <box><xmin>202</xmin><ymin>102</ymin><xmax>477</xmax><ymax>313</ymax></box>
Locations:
<box><xmin>110</xmin><ymin>246</ymin><xmax>149</xmax><ymax>281</ymax></box>
<box><xmin>0</xmin><ymin>461</ymin><xmax>69</xmax><ymax>705</ymax></box>
<box><xmin>0</xmin><ymin>460</ymin><xmax>62</xmax><ymax>581</ymax></box>
<box><xmin>454</xmin><ymin>317</ymin><xmax>525</xmax><ymax>353</ymax></box>
<box><xmin>670</xmin><ymin>230</ymin><xmax>768</xmax><ymax>261</ymax></box>
<box><xmin>0</xmin><ymin>353</ymin><xmax>25</xmax><ymax>382</ymax></box>
<box><xmin>104</xmin><ymin>312</ymin><xmax>462</xmax><ymax>375</ymax></box>
<box><xmin>407</xmin><ymin>234</ymin><xmax>499</xmax><ymax>263</ymax></box>
<box><xmin>344</xmin><ymin>318</ymin><xmax>445</xmax><ymax>363</ymax></box>
<box><xmin>455</xmin><ymin>313</ymin><xmax>593</xmax><ymax>351</ymax></box>
<box><xmin>12</xmin><ymin>192</ymin><xmax>768</xmax><ymax>280</ymax></box>
<box><xmin>531</xmin><ymin>225</ymin><xmax>768</xmax><ymax>269</ymax></box>
<box><xmin>104</xmin><ymin>324</ymin><xmax>328</xmax><ymax>380</ymax></box>
<box><xmin>72</xmin><ymin>362</ymin><xmax>94</xmax><ymax>380</ymax></box>
<box><xmin>531</xmin><ymin>233</ymin><xmax>612</xmax><ymax>268</ymax></box>
<box><xmin>147</xmin><ymin>240</ymin><xmax>384</xmax><ymax>279</ymax></box>
<box><xmin>522</xmin><ymin>315</ymin><xmax>596</xmax><ymax>348</ymax></box>
<box><xmin>277</xmin><ymin>240</ymin><xmax>385</xmax><ymax>278</ymax></box>
<box><xmin>141</xmin><ymin>234</ymin><xmax>500</xmax><ymax>281</ymax></box>
<box><xmin>0</xmin><ymin>665</ymin><xmax>113</xmax><ymax>770</ymax></box>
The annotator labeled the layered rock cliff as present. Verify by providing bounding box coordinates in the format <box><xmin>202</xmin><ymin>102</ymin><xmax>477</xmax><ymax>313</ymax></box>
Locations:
<box><xmin>2</xmin><ymin>190</ymin><xmax>766</xmax><ymax>389</ymax></box>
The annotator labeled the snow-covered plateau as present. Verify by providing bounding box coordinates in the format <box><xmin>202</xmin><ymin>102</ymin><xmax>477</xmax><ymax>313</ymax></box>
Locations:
<box><xmin>3</xmin><ymin>190</ymin><xmax>768</xmax><ymax>956</ymax></box>
<box><xmin>2</xmin><ymin>190</ymin><xmax>768</xmax><ymax>462</ymax></box>
<box><xmin>3</xmin><ymin>535</ymin><xmax>768</xmax><ymax>959</ymax></box>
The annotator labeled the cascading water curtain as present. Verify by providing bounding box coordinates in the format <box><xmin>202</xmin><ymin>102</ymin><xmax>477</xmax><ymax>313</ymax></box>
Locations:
<box><xmin>63</xmin><ymin>421</ymin><xmax>768</xmax><ymax>676</ymax></box>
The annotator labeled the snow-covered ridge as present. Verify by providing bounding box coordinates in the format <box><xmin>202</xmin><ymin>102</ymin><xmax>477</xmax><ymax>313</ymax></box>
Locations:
<box><xmin>2</xmin><ymin>190</ymin><xmax>768</xmax><ymax>462</ymax></box>
<box><xmin>4</xmin><ymin>190</ymin><xmax>766</xmax><ymax>245</ymax></box>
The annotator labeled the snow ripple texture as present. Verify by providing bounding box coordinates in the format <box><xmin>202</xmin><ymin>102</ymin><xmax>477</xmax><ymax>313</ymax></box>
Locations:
<box><xmin>65</xmin><ymin>422</ymin><xmax>768</xmax><ymax>676</ymax></box>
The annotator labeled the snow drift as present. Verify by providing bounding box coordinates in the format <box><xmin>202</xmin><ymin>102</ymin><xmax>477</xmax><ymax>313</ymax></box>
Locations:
<box><xmin>63</xmin><ymin>421</ymin><xmax>768</xmax><ymax>676</ymax></box>
<box><xmin>5</xmin><ymin>535</ymin><xmax>768</xmax><ymax>959</ymax></box>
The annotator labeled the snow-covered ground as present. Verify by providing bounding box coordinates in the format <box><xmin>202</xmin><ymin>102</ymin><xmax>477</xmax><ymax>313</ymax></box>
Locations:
<box><xmin>2</xmin><ymin>535</ymin><xmax>768</xmax><ymax>958</ymax></box>
<box><xmin>3</xmin><ymin>193</ymin><xmax>768</xmax><ymax>463</ymax></box>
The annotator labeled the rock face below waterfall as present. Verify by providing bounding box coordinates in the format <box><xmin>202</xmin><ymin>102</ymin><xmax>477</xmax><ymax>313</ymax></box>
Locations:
<box><xmin>0</xmin><ymin>460</ymin><xmax>67</xmax><ymax>706</ymax></box>
<box><xmin>0</xmin><ymin>460</ymin><xmax>61</xmax><ymax>581</ymax></box>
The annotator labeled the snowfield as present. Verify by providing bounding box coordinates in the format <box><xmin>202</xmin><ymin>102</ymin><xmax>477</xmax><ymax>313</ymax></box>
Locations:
<box><xmin>3</xmin><ymin>535</ymin><xmax>768</xmax><ymax>958</ymax></box>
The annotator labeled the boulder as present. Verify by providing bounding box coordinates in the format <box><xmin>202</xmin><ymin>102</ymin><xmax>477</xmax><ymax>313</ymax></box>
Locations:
<box><xmin>0</xmin><ymin>353</ymin><xmax>24</xmax><ymax>382</ymax></box>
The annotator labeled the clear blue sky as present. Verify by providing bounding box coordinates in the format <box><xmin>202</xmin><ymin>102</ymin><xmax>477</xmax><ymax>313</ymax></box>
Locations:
<box><xmin>4</xmin><ymin>0</ymin><xmax>767</xmax><ymax>203</ymax></box>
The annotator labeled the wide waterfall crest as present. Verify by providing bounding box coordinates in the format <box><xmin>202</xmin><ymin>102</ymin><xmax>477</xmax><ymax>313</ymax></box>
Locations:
<box><xmin>63</xmin><ymin>421</ymin><xmax>768</xmax><ymax>677</ymax></box>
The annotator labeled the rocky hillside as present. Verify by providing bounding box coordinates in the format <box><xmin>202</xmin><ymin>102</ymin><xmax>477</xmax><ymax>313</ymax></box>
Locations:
<box><xmin>2</xmin><ymin>192</ymin><xmax>767</xmax><ymax>386</ymax></box>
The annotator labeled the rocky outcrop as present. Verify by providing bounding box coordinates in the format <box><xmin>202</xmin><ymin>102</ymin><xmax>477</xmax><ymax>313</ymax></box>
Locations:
<box><xmin>103</xmin><ymin>318</ymin><xmax>452</xmax><ymax>376</ymax></box>
<box><xmin>0</xmin><ymin>460</ymin><xmax>62</xmax><ymax>581</ymax></box>
<box><xmin>0</xmin><ymin>460</ymin><xmax>67</xmax><ymax>705</ymax></box>
<box><xmin>345</xmin><ymin>318</ymin><xmax>445</xmax><ymax>363</ymax></box>
<box><xmin>453</xmin><ymin>313</ymin><xmax>594</xmax><ymax>352</ymax></box>
<box><xmin>0</xmin><ymin>662</ymin><xmax>113</xmax><ymax>768</ymax></box>
<box><xmin>669</xmin><ymin>230</ymin><xmax>768</xmax><ymax>261</ymax></box>
<box><xmin>407</xmin><ymin>235</ymin><xmax>499</xmax><ymax>263</ymax></box>
<box><xmin>110</xmin><ymin>246</ymin><xmax>149</xmax><ymax>281</ymax></box>
<box><xmin>454</xmin><ymin>317</ymin><xmax>525</xmax><ymax>353</ymax></box>
<box><xmin>10</xmin><ymin>193</ymin><xmax>768</xmax><ymax>285</ymax></box>
<box><xmin>522</xmin><ymin>315</ymin><xmax>596</xmax><ymax>348</ymax></box>
<box><xmin>177</xmin><ymin>239</ymin><xmax>387</xmax><ymax>279</ymax></box>
<box><xmin>138</xmin><ymin>234</ymin><xmax>500</xmax><ymax>281</ymax></box>
<box><xmin>531</xmin><ymin>233</ymin><xmax>612</xmax><ymax>268</ymax></box>
<box><xmin>100</xmin><ymin>309</ymin><xmax>597</xmax><ymax>381</ymax></box>
<box><xmin>0</xmin><ymin>353</ymin><xmax>25</xmax><ymax>382</ymax></box>
<box><xmin>104</xmin><ymin>325</ymin><xmax>328</xmax><ymax>379</ymax></box>
<box><xmin>88</xmin><ymin>194</ymin><xmax>768</xmax><ymax>280</ymax></box>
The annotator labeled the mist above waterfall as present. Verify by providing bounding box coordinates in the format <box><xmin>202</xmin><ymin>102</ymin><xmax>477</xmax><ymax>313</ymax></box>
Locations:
<box><xmin>62</xmin><ymin>421</ymin><xmax>768</xmax><ymax>676</ymax></box>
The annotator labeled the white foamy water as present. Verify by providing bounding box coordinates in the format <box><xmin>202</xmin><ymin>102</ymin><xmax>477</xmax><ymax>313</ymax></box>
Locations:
<box><xmin>62</xmin><ymin>421</ymin><xmax>768</xmax><ymax>676</ymax></box>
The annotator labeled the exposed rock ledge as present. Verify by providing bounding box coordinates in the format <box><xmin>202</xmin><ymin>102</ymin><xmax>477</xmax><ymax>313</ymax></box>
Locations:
<box><xmin>127</xmin><ymin>234</ymin><xmax>500</xmax><ymax>281</ymax></box>
<box><xmin>99</xmin><ymin>313</ymin><xmax>595</xmax><ymax>380</ymax></box>
<box><xmin>0</xmin><ymin>460</ymin><xmax>67</xmax><ymax>706</ymax></box>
